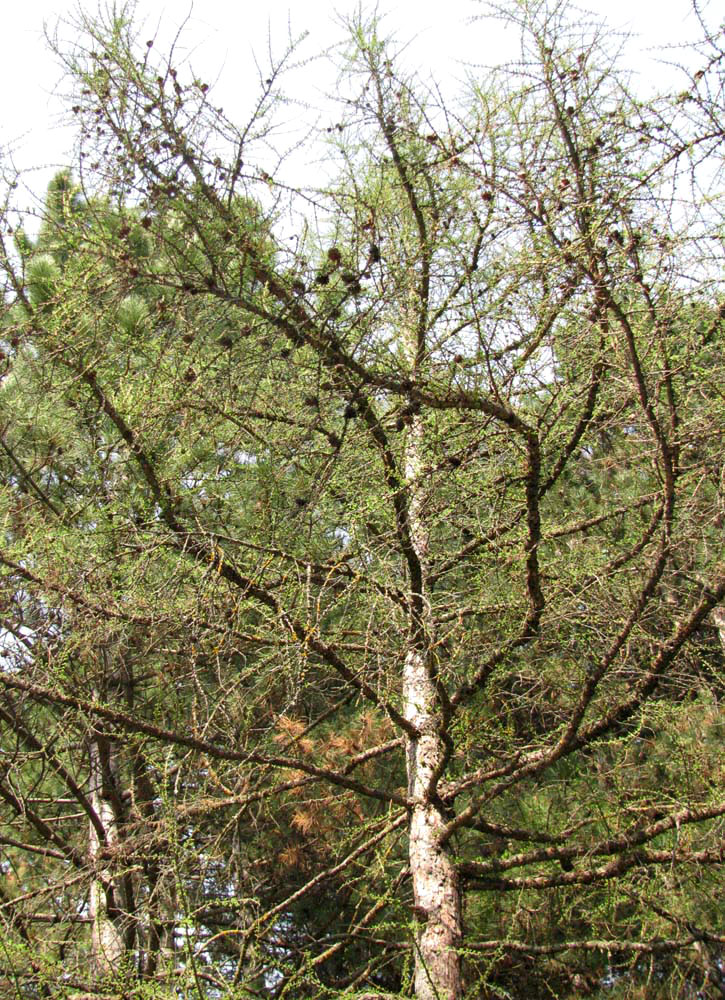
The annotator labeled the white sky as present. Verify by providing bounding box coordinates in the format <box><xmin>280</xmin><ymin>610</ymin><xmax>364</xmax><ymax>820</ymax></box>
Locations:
<box><xmin>0</xmin><ymin>0</ymin><xmax>708</xmax><ymax>216</ymax></box>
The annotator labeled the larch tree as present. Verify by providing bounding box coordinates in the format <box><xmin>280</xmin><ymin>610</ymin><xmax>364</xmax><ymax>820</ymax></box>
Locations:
<box><xmin>0</xmin><ymin>3</ymin><xmax>723</xmax><ymax>999</ymax></box>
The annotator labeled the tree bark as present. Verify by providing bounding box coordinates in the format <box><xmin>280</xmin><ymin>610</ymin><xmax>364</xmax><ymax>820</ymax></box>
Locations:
<box><xmin>712</xmin><ymin>607</ymin><xmax>725</xmax><ymax>657</ymax></box>
<box><xmin>88</xmin><ymin>647</ymin><xmax>129</xmax><ymax>984</ymax></box>
<box><xmin>88</xmin><ymin>729</ymin><xmax>126</xmax><ymax>982</ymax></box>
<box><xmin>403</xmin><ymin>414</ymin><xmax>463</xmax><ymax>1000</ymax></box>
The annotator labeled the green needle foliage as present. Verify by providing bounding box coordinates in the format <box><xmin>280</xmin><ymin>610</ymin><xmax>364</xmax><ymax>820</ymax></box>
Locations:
<box><xmin>0</xmin><ymin>2</ymin><xmax>723</xmax><ymax>998</ymax></box>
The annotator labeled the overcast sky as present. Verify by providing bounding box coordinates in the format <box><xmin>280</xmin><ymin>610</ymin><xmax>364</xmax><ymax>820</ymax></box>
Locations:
<box><xmin>0</xmin><ymin>0</ymin><xmax>708</xmax><ymax>216</ymax></box>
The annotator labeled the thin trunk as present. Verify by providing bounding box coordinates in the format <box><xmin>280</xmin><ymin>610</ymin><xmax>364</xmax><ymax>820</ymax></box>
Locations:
<box><xmin>712</xmin><ymin>607</ymin><xmax>725</xmax><ymax>656</ymax></box>
<box><xmin>403</xmin><ymin>414</ymin><xmax>463</xmax><ymax>1000</ymax></box>
<box><xmin>132</xmin><ymin>755</ymin><xmax>174</xmax><ymax>979</ymax></box>
<box><xmin>88</xmin><ymin>647</ymin><xmax>130</xmax><ymax>983</ymax></box>
<box><xmin>88</xmin><ymin>730</ymin><xmax>126</xmax><ymax>982</ymax></box>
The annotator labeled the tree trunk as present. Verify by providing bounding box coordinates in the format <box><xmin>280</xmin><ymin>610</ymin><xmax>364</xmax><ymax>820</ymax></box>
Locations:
<box><xmin>712</xmin><ymin>606</ymin><xmax>725</xmax><ymax>656</ymax></box>
<box><xmin>403</xmin><ymin>414</ymin><xmax>463</xmax><ymax>1000</ymax></box>
<box><xmin>88</xmin><ymin>647</ymin><xmax>129</xmax><ymax>983</ymax></box>
<box><xmin>88</xmin><ymin>729</ymin><xmax>126</xmax><ymax>982</ymax></box>
<box><xmin>404</xmin><ymin>656</ymin><xmax>463</xmax><ymax>1000</ymax></box>
<box><xmin>132</xmin><ymin>754</ymin><xmax>175</xmax><ymax>979</ymax></box>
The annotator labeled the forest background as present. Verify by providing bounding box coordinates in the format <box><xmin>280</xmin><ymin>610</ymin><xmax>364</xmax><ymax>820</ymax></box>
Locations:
<box><xmin>0</xmin><ymin>1</ymin><xmax>724</xmax><ymax>999</ymax></box>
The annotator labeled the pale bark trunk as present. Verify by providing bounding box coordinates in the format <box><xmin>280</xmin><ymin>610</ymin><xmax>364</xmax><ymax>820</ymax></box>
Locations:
<box><xmin>712</xmin><ymin>607</ymin><xmax>725</xmax><ymax>656</ymax></box>
<box><xmin>88</xmin><ymin>730</ymin><xmax>126</xmax><ymax>982</ymax></box>
<box><xmin>403</xmin><ymin>413</ymin><xmax>463</xmax><ymax>1000</ymax></box>
<box><xmin>404</xmin><ymin>653</ymin><xmax>463</xmax><ymax>1000</ymax></box>
<box><xmin>88</xmin><ymin>646</ymin><xmax>129</xmax><ymax>983</ymax></box>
